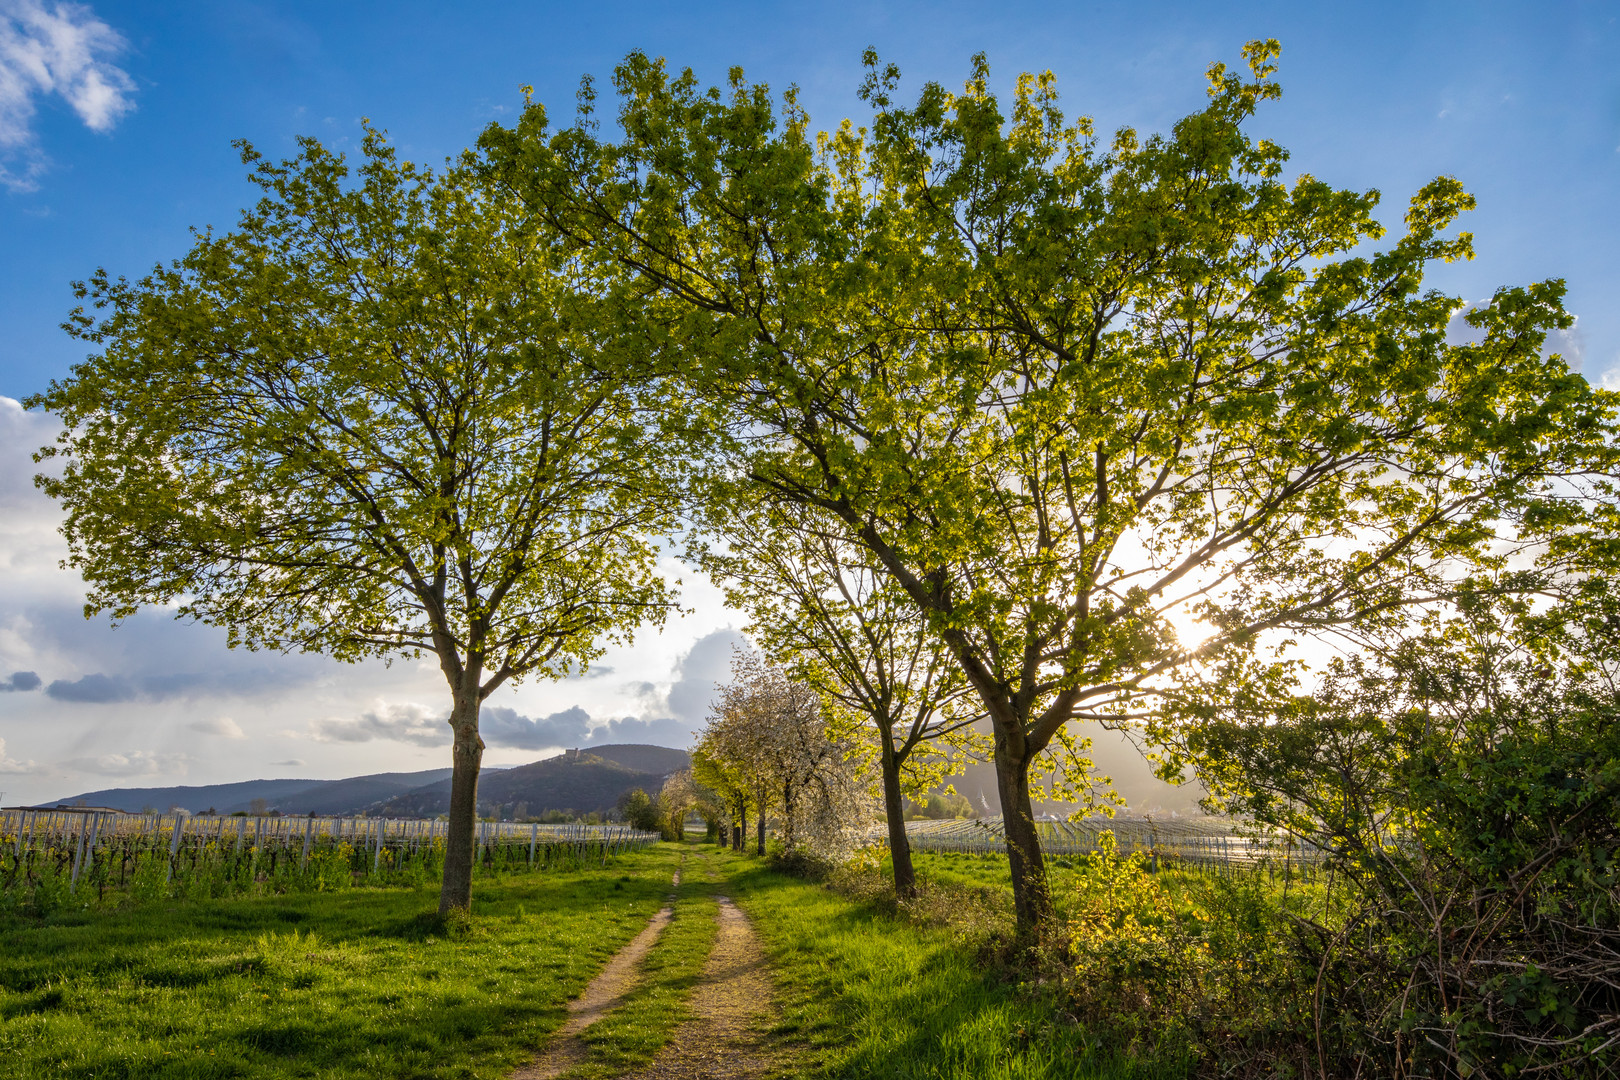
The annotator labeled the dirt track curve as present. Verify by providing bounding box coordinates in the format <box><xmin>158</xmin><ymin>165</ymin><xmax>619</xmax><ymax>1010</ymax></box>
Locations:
<box><xmin>511</xmin><ymin>867</ymin><xmax>781</xmax><ymax>1080</ymax></box>
<box><xmin>511</xmin><ymin>872</ymin><xmax>680</xmax><ymax>1080</ymax></box>
<box><xmin>619</xmin><ymin>895</ymin><xmax>777</xmax><ymax>1080</ymax></box>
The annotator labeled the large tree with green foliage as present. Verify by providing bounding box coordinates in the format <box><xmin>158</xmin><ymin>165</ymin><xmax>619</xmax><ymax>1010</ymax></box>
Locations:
<box><xmin>29</xmin><ymin>130</ymin><xmax>680</xmax><ymax>914</ymax></box>
<box><xmin>484</xmin><ymin>41</ymin><xmax>1620</xmax><ymax>933</ymax></box>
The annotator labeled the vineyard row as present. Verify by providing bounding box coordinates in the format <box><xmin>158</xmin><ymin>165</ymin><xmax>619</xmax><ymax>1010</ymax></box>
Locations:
<box><xmin>0</xmin><ymin>809</ymin><xmax>660</xmax><ymax>906</ymax></box>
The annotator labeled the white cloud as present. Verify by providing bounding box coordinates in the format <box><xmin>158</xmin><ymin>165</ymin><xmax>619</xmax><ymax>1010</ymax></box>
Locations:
<box><xmin>309</xmin><ymin>701</ymin><xmax>450</xmax><ymax>747</ymax></box>
<box><xmin>0</xmin><ymin>0</ymin><xmax>135</xmax><ymax>190</ymax></box>
<box><xmin>61</xmin><ymin>748</ymin><xmax>190</xmax><ymax>777</ymax></box>
<box><xmin>189</xmin><ymin>716</ymin><xmax>245</xmax><ymax>739</ymax></box>
<box><xmin>0</xmin><ymin>736</ymin><xmax>44</xmax><ymax>773</ymax></box>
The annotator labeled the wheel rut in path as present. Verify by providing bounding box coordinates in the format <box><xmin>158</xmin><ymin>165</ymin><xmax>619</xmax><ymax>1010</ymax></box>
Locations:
<box><xmin>618</xmin><ymin>895</ymin><xmax>777</xmax><ymax>1080</ymax></box>
<box><xmin>512</xmin><ymin>870</ymin><xmax>681</xmax><ymax>1080</ymax></box>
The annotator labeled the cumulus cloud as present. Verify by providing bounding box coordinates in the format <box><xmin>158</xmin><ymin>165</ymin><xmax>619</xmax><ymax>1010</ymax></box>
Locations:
<box><xmin>0</xmin><ymin>669</ymin><xmax>39</xmax><ymax>691</ymax></box>
<box><xmin>0</xmin><ymin>0</ymin><xmax>136</xmax><ymax>190</ymax></box>
<box><xmin>189</xmin><ymin>716</ymin><xmax>245</xmax><ymax>739</ymax></box>
<box><xmin>61</xmin><ymin>749</ymin><xmax>190</xmax><ymax>777</ymax></box>
<box><xmin>317</xmin><ymin>700</ymin><xmax>696</xmax><ymax>752</ymax></box>
<box><xmin>45</xmin><ymin>671</ymin><xmax>133</xmax><ymax>702</ymax></box>
<box><xmin>664</xmin><ymin>629</ymin><xmax>747</xmax><ymax>724</ymax></box>
<box><xmin>584</xmin><ymin>714</ymin><xmax>694</xmax><ymax>748</ymax></box>
<box><xmin>480</xmin><ymin>705</ymin><xmax>591</xmax><ymax>750</ymax></box>
<box><xmin>309</xmin><ymin>701</ymin><xmax>449</xmax><ymax>747</ymax></box>
<box><xmin>0</xmin><ymin>737</ymin><xmax>44</xmax><ymax>774</ymax></box>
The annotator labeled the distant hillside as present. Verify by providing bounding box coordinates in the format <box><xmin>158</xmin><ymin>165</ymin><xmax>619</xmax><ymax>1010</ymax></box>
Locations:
<box><xmin>947</xmin><ymin>757</ymin><xmax>1204</xmax><ymax>818</ymax></box>
<box><xmin>51</xmin><ymin>769</ymin><xmax>454</xmax><ymax>816</ymax></box>
<box><xmin>576</xmin><ymin>744</ymin><xmax>689</xmax><ymax>776</ymax></box>
<box><xmin>49</xmin><ymin>744</ymin><xmax>690</xmax><ymax>819</ymax></box>
<box><xmin>375</xmin><ymin>745</ymin><xmax>689</xmax><ymax>818</ymax></box>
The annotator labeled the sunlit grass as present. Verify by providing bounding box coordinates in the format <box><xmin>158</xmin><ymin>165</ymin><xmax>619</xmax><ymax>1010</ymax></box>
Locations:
<box><xmin>0</xmin><ymin>846</ymin><xmax>683</xmax><ymax>1080</ymax></box>
<box><xmin>716</xmin><ymin>849</ymin><xmax>1194</xmax><ymax>1080</ymax></box>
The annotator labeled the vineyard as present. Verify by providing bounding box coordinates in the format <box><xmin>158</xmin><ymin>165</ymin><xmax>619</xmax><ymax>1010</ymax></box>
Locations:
<box><xmin>0</xmin><ymin>807</ymin><xmax>658</xmax><ymax>908</ymax></box>
<box><xmin>895</xmin><ymin>815</ymin><xmax>1325</xmax><ymax>873</ymax></box>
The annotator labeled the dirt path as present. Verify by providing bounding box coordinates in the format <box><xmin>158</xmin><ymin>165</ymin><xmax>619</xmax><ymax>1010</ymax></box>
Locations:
<box><xmin>617</xmin><ymin>895</ymin><xmax>778</xmax><ymax>1080</ymax></box>
<box><xmin>511</xmin><ymin>871</ymin><xmax>681</xmax><ymax>1080</ymax></box>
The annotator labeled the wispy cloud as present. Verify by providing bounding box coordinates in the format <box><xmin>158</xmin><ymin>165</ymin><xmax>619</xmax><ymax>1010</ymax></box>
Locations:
<box><xmin>189</xmin><ymin>716</ymin><xmax>245</xmax><ymax>740</ymax></box>
<box><xmin>61</xmin><ymin>749</ymin><xmax>190</xmax><ymax>777</ymax></box>
<box><xmin>0</xmin><ymin>0</ymin><xmax>136</xmax><ymax>190</ymax></box>
<box><xmin>42</xmin><ymin>666</ymin><xmax>308</xmax><ymax>704</ymax></box>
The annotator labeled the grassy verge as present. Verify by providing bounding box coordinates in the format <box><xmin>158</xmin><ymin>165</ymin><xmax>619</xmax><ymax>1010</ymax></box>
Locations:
<box><xmin>0</xmin><ymin>845</ymin><xmax>681</xmax><ymax>1080</ymax></box>
<box><xmin>569</xmin><ymin>849</ymin><xmax>723</xmax><ymax>1078</ymax></box>
<box><xmin>693</xmin><ymin>847</ymin><xmax>1193</xmax><ymax>1080</ymax></box>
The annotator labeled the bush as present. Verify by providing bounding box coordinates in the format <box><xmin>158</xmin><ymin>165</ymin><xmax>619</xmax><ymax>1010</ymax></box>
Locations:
<box><xmin>1173</xmin><ymin>636</ymin><xmax>1620</xmax><ymax>1078</ymax></box>
<box><xmin>616</xmin><ymin>788</ymin><xmax>662</xmax><ymax>833</ymax></box>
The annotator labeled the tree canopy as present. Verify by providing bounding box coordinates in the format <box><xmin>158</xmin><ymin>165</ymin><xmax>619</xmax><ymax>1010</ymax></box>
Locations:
<box><xmin>30</xmin><ymin>128</ymin><xmax>682</xmax><ymax>912</ymax></box>
<box><xmin>481</xmin><ymin>40</ymin><xmax>1620</xmax><ymax>931</ymax></box>
<box><xmin>696</xmin><ymin>494</ymin><xmax>980</xmax><ymax>895</ymax></box>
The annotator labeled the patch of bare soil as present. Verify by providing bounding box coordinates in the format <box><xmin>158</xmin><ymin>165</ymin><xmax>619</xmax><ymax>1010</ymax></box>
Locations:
<box><xmin>512</xmin><ymin>870</ymin><xmax>681</xmax><ymax>1080</ymax></box>
<box><xmin>618</xmin><ymin>896</ymin><xmax>778</xmax><ymax>1080</ymax></box>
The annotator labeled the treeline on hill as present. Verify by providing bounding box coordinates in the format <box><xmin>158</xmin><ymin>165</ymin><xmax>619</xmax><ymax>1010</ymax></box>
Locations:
<box><xmin>29</xmin><ymin>36</ymin><xmax>1620</xmax><ymax>1078</ymax></box>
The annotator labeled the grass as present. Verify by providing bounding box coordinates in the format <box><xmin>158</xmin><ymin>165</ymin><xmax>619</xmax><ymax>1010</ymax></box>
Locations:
<box><xmin>0</xmin><ymin>846</ymin><xmax>683</xmax><ymax>1080</ymax></box>
<box><xmin>706</xmin><ymin>848</ymin><xmax>1193</xmax><ymax>1080</ymax></box>
<box><xmin>0</xmin><ymin>838</ymin><xmax>1315</xmax><ymax>1080</ymax></box>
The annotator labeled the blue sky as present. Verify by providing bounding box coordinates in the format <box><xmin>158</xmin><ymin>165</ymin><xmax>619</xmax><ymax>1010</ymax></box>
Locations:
<box><xmin>0</xmin><ymin>0</ymin><xmax>1615</xmax><ymax>802</ymax></box>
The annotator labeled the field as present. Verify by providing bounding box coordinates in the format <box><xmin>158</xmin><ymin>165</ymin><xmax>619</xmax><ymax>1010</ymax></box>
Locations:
<box><xmin>0</xmin><ymin>835</ymin><xmax>1342</xmax><ymax>1080</ymax></box>
<box><xmin>0</xmin><ymin>810</ymin><xmax>656</xmax><ymax>910</ymax></box>
<box><xmin>0</xmin><ymin>846</ymin><xmax>684</xmax><ymax>1079</ymax></box>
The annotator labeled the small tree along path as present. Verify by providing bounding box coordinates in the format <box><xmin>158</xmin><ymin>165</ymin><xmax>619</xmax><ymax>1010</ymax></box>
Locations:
<box><xmin>619</xmin><ymin>895</ymin><xmax>778</xmax><ymax>1080</ymax></box>
<box><xmin>513</xmin><ymin>871</ymin><xmax>681</xmax><ymax>1080</ymax></box>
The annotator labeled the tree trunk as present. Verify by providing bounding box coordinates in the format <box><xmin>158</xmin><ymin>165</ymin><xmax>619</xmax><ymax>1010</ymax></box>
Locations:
<box><xmin>756</xmin><ymin>803</ymin><xmax>766</xmax><ymax>855</ymax></box>
<box><xmin>879</xmin><ymin>737</ymin><xmax>917</xmax><ymax>898</ymax></box>
<box><xmin>439</xmin><ymin>689</ymin><xmax>485</xmax><ymax>915</ymax></box>
<box><xmin>782</xmin><ymin>778</ymin><xmax>794</xmax><ymax>849</ymax></box>
<box><xmin>735</xmin><ymin>803</ymin><xmax>746</xmax><ymax>851</ymax></box>
<box><xmin>993</xmin><ymin>735</ymin><xmax>1053</xmax><ymax>935</ymax></box>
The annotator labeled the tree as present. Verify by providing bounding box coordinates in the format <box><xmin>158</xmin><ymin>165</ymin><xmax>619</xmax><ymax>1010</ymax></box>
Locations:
<box><xmin>29</xmin><ymin>129</ymin><xmax>680</xmax><ymax>914</ymax></box>
<box><xmin>482</xmin><ymin>43</ymin><xmax>1620</xmax><ymax>933</ymax></box>
<box><xmin>697</xmin><ymin>496</ymin><xmax>980</xmax><ymax>895</ymax></box>
<box><xmin>657</xmin><ymin>767</ymin><xmax>719</xmax><ymax>841</ymax></box>
<box><xmin>698</xmin><ymin>649</ymin><xmax>866</xmax><ymax>858</ymax></box>
<box><xmin>616</xmin><ymin>787</ymin><xmax>662</xmax><ymax>832</ymax></box>
<box><xmin>691</xmin><ymin>745</ymin><xmax>750</xmax><ymax>850</ymax></box>
<box><xmin>1169</xmin><ymin>578</ymin><xmax>1620</xmax><ymax>1075</ymax></box>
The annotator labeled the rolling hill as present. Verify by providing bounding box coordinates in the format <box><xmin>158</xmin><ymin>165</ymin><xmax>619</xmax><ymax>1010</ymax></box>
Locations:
<box><xmin>45</xmin><ymin>744</ymin><xmax>690</xmax><ymax>818</ymax></box>
<box><xmin>47</xmin><ymin>769</ymin><xmax>457</xmax><ymax>815</ymax></box>
<box><xmin>373</xmin><ymin>745</ymin><xmax>688</xmax><ymax>818</ymax></box>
